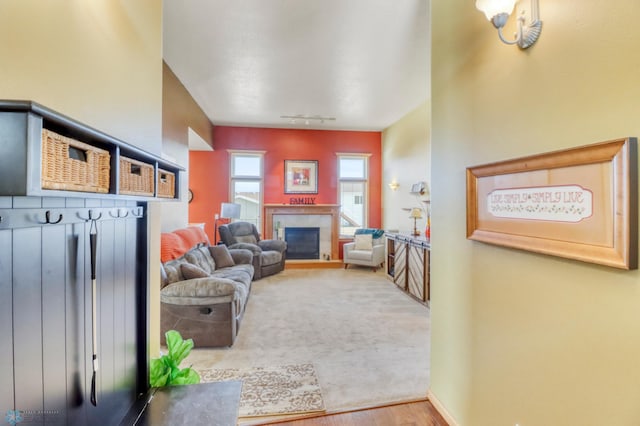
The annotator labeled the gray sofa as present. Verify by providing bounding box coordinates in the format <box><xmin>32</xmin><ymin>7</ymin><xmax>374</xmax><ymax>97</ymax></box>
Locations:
<box><xmin>160</xmin><ymin>245</ymin><xmax>254</xmax><ymax>347</ymax></box>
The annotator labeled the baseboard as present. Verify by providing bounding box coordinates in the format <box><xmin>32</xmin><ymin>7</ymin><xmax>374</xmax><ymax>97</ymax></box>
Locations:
<box><xmin>243</xmin><ymin>397</ymin><xmax>429</xmax><ymax>425</ymax></box>
<box><xmin>427</xmin><ymin>390</ymin><xmax>459</xmax><ymax>426</ymax></box>
<box><xmin>285</xmin><ymin>259</ymin><xmax>343</xmax><ymax>269</ymax></box>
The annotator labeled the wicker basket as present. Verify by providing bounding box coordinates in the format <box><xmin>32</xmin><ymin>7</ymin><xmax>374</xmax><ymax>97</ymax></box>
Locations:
<box><xmin>41</xmin><ymin>129</ymin><xmax>111</xmax><ymax>193</ymax></box>
<box><xmin>119</xmin><ymin>156</ymin><xmax>154</xmax><ymax>196</ymax></box>
<box><xmin>157</xmin><ymin>168</ymin><xmax>175</xmax><ymax>199</ymax></box>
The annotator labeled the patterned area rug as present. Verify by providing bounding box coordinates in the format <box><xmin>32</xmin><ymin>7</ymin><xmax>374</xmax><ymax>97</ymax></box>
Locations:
<box><xmin>200</xmin><ymin>363</ymin><xmax>325</xmax><ymax>418</ymax></box>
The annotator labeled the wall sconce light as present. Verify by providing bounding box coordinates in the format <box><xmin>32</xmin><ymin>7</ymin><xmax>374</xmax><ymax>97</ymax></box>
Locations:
<box><xmin>476</xmin><ymin>0</ymin><xmax>542</xmax><ymax>49</ymax></box>
<box><xmin>388</xmin><ymin>181</ymin><xmax>400</xmax><ymax>191</ymax></box>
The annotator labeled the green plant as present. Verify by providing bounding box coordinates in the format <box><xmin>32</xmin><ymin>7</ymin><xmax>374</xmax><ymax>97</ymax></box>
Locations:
<box><xmin>149</xmin><ymin>330</ymin><xmax>201</xmax><ymax>387</ymax></box>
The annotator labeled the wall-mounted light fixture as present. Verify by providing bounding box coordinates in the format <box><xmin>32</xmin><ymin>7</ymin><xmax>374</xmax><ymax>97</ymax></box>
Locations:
<box><xmin>388</xmin><ymin>181</ymin><xmax>400</xmax><ymax>191</ymax></box>
<box><xmin>475</xmin><ymin>0</ymin><xmax>542</xmax><ymax>49</ymax></box>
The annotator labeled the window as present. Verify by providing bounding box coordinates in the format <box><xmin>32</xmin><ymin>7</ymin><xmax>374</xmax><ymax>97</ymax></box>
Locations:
<box><xmin>337</xmin><ymin>154</ymin><xmax>370</xmax><ymax>237</ymax></box>
<box><xmin>229</xmin><ymin>151</ymin><xmax>264</xmax><ymax>232</ymax></box>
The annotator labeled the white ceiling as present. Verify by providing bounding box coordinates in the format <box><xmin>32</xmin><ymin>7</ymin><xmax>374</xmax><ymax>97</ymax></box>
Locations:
<box><xmin>163</xmin><ymin>0</ymin><xmax>429</xmax><ymax>131</ymax></box>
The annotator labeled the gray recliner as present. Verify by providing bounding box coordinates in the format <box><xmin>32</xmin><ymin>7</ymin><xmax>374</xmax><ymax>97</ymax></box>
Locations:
<box><xmin>219</xmin><ymin>222</ymin><xmax>287</xmax><ymax>280</ymax></box>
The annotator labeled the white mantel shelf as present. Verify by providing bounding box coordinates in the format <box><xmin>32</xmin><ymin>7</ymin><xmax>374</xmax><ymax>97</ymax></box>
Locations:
<box><xmin>264</xmin><ymin>204</ymin><xmax>340</xmax><ymax>260</ymax></box>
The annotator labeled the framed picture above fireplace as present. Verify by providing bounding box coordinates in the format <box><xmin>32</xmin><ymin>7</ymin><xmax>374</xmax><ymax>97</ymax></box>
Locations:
<box><xmin>284</xmin><ymin>160</ymin><xmax>318</xmax><ymax>194</ymax></box>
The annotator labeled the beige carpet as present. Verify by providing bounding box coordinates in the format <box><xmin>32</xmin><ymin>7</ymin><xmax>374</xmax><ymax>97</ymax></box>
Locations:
<box><xmin>187</xmin><ymin>268</ymin><xmax>430</xmax><ymax>423</ymax></box>
<box><xmin>200</xmin><ymin>363</ymin><xmax>325</xmax><ymax>418</ymax></box>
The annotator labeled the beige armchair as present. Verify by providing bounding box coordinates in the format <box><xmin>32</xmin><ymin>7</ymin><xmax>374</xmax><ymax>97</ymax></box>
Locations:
<box><xmin>343</xmin><ymin>229</ymin><xmax>385</xmax><ymax>271</ymax></box>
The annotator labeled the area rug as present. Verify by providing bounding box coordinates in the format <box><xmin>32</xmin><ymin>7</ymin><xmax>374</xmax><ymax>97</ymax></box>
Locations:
<box><xmin>200</xmin><ymin>363</ymin><xmax>325</xmax><ymax>418</ymax></box>
<box><xmin>187</xmin><ymin>268</ymin><xmax>429</xmax><ymax>423</ymax></box>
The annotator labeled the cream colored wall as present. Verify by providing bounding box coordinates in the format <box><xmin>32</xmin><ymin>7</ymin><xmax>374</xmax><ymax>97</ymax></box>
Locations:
<box><xmin>0</xmin><ymin>0</ymin><xmax>163</xmax><ymax>155</ymax></box>
<box><xmin>160</xmin><ymin>61</ymin><xmax>214</xmax><ymax>233</ymax></box>
<box><xmin>147</xmin><ymin>63</ymin><xmax>214</xmax><ymax>356</ymax></box>
<box><xmin>0</xmin><ymin>0</ymin><xmax>164</xmax><ymax>357</ymax></box>
<box><xmin>431</xmin><ymin>0</ymin><xmax>640</xmax><ymax>425</ymax></box>
<box><xmin>382</xmin><ymin>102</ymin><xmax>431</xmax><ymax>232</ymax></box>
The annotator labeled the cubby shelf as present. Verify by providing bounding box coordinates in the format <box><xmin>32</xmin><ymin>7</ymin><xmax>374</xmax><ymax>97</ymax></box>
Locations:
<box><xmin>0</xmin><ymin>100</ymin><xmax>184</xmax><ymax>200</ymax></box>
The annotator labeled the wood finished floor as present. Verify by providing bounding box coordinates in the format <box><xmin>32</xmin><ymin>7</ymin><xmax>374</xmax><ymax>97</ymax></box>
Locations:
<box><xmin>267</xmin><ymin>400</ymin><xmax>448</xmax><ymax>426</ymax></box>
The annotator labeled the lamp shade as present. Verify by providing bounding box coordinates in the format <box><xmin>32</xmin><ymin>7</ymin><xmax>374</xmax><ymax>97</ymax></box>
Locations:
<box><xmin>220</xmin><ymin>202</ymin><xmax>241</xmax><ymax>219</ymax></box>
<box><xmin>475</xmin><ymin>0</ymin><xmax>516</xmax><ymax>20</ymax></box>
<box><xmin>409</xmin><ymin>208</ymin><xmax>423</xmax><ymax>219</ymax></box>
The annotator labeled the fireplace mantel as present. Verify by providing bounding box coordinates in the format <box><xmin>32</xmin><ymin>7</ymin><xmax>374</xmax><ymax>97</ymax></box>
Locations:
<box><xmin>264</xmin><ymin>204</ymin><xmax>340</xmax><ymax>260</ymax></box>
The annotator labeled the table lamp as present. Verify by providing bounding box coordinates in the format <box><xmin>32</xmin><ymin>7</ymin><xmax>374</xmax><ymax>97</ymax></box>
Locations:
<box><xmin>409</xmin><ymin>208</ymin><xmax>423</xmax><ymax>236</ymax></box>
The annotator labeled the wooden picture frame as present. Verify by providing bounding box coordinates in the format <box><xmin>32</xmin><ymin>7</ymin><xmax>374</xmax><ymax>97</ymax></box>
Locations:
<box><xmin>466</xmin><ymin>138</ymin><xmax>638</xmax><ymax>269</ymax></box>
<box><xmin>284</xmin><ymin>160</ymin><xmax>318</xmax><ymax>194</ymax></box>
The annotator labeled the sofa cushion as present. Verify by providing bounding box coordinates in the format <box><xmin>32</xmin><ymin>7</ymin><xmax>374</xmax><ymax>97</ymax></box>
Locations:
<box><xmin>230</xmin><ymin>248</ymin><xmax>254</xmax><ymax>266</ymax></box>
<box><xmin>347</xmin><ymin>249</ymin><xmax>374</xmax><ymax>261</ymax></box>
<box><xmin>162</xmin><ymin>261</ymin><xmax>183</xmax><ymax>287</ymax></box>
<box><xmin>161</xmin><ymin>277</ymin><xmax>237</xmax><ymax>298</ymax></box>
<box><xmin>210</xmin><ymin>265</ymin><xmax>253</xmax><ymax>286</ymax></box>
<box><xmin>229</xmin><ymin>242</ymin><xmax>262</xmax><ymax>255</ymax></box>
<box><xmin>354</xmin><ymin>234</ymin><xmax>373</xmax><ymax>250</ymax></box>
<box><xmin>235</xmin><ymin>234</ymin><xmax>258</xmax><ymax>245</ymax></box>
<box><xmin>181</xmin><ymin>263</ymin><xmax>209</xmax><ymax>279</ymax></box>
<box><xmin>184</xmin><ymin>247</ymin><xmax>216</xmax><ymax>274</ymax></box>
<box><xmin>209</xmin><ymin>245</ymin><xmax>236</xmax><ymax>268</ymax></box>
<box><xmin>261</xmin><ymin>250</ymin><xmax>282</xmax><ymax>266</ymax></box>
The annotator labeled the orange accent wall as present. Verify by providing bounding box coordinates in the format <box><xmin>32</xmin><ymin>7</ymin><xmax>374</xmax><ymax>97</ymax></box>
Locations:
<box><xmin>189</xmin><ymin>126</ymin><xmax>382</xmax><ymax>245</ymax></box>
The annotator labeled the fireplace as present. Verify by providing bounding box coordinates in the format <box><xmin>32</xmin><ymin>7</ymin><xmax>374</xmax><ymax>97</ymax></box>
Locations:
<box><xmin>264</xmin><ymin>204</ymin><xmax>340</xmax><ymax>260</ymax></box>
<box><xmin>285</xmin><ymin>227</ymin><xmax>320</xmax><ymax>259</ymax></box>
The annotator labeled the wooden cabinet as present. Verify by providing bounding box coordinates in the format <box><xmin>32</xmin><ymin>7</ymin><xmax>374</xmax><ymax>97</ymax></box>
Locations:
<box><xmin>385</xmin><ymin>233</ymin><xmax>430</xmax><ymax>305</ymax></box>
<box><xmin>1</xmin><ymin>197</ymin><xmax>146</xmax><ymax>425</ymax></box>
<box><xmin>0</xmin><ymin>101</ymin><xmax>179</xmax><ymax>424</ymax></box>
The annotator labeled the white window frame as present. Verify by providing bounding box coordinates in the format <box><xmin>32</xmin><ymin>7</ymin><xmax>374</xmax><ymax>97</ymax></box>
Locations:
<box><xmin>228</xmin><ymin>150</ymin><xmax>265</xmax><ymax>233</ymax></box>
<box><xmin>336</xmin><ymin>153</ymin><xmax>371</xmax><ymax>237</ymax></box>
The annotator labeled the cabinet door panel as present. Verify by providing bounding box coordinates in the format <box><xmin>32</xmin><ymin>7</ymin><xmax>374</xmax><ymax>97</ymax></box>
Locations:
<box><xmin>408</xmin><ymin>245</ymin><xmax>426</xmax><ymax>301</ymax></box>
<box><xmin>13</xmin><ymin>227</ymin><xmax>44</xmax><ymax>421</ymax></box>
<box><xmin>393</xmin><ymin>241</ymin><xmax>407</xmax><ymax>290</ymax></box>
<box><xmin>42</xmin><ymin>224</ymin><xmax>69</xmax><ymax>423</ymax></box>
<box><xmin>66</xmin><ymin>223</ymin><xmax>87</xmax><ymax>424</ymax></box>
<box><xmin>0</xmin><ymin>229</ymin><xmax>14</xmax><ymax>414</ymax></box>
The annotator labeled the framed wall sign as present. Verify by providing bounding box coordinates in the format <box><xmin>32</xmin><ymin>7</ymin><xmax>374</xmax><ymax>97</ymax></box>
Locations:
<box><xmin>284</xmin><ymin>160</ymin><xmax>318</xmax><ymax>194</ymax></box>
<box><xmin>466</xmin><ymin>138</ymin><xmax>638</xmax><ymax>269</ymax></box>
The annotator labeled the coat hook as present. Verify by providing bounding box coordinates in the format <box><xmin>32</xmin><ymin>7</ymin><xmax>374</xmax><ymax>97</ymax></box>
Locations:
<box><xmin>110</xmin><ymin>208</ymin><xmax>129</xmax><ymax>218</ymax></box>
<box><xmin>131</xmin><ymin>208</ymin><xmax>143</xmax><ymax>218</ymax></box>
<box><xmin>79</xmin><ymin>209</ymin><xmax>102</xmax><ymax>221</ymax></box>
<box><xmin>45</xmin><ymin>210</ymin><xmax>63</xmax><ymax>224</ymax></box>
